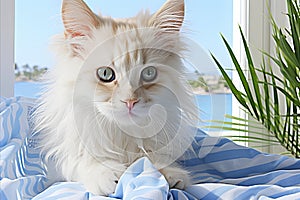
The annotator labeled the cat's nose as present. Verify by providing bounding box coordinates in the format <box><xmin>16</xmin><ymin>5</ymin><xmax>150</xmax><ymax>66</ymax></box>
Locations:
<box><xmin>121</xmin><ymin>98</ymin><xmax>140</xmax><ymax>112</ymax></box>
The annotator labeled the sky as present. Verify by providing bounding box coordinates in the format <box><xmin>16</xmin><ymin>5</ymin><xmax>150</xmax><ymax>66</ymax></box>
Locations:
<box><xmin>15</xmin><ymin>0</ymin><xmax>233</xmax><ymax>74</ymax></box>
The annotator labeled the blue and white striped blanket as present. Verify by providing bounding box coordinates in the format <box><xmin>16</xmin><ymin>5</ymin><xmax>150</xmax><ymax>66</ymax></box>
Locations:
<box><xmin>1</xmin><ymin>96</ymin><xmax>300</xmax><ymax>200</ymax></box>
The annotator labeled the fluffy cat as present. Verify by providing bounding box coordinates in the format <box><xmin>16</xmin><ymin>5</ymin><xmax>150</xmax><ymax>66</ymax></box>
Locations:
<box><xmin>34</xmin><ymin>0</ymin><xmax>198</xmax><ymax>195</ymax></box>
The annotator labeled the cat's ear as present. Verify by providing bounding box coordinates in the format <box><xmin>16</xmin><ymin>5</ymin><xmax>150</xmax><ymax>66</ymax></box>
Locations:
<box><xmin>149</xmin><ymin>0</ymin><xmax>184</xmax><ymax>32</ymax></box>
<box><xmin>62</xmin><ymin>0</ymin><xmax>100</xmax><ymax>38</ymax></box>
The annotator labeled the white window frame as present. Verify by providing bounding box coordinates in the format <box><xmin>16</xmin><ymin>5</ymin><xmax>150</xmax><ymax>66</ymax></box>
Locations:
<box><xmin>232</xmin><ymin>0</ymin><xmax>289</xmax><ymax>152</ymax></box>
<box><xmin>0</xmin><ymin>0</ymin><xmax>15</xmax><ymax>97</ymax></box>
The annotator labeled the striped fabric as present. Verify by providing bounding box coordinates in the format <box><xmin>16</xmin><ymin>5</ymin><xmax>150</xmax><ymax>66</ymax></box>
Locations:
<box><xmin>1</xmin><ymin>97</ymin><xmax>300</xmax><ymax>200</ymax></box>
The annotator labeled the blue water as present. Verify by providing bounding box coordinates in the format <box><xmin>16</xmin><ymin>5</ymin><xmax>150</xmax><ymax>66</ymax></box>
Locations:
<box><xmin>196</xmin><ymin>93</ymin><xmax>232</xmax><ymax>122</ymax></box>
<box><xmin>14</xmin><ymin>82</ymin><xmax>232</xmax><ymax>123</ymax></box>
<box><xmin>14</xmin><ymin>82</ymin><xmax>43</xmax><ymax>98</ymax></box>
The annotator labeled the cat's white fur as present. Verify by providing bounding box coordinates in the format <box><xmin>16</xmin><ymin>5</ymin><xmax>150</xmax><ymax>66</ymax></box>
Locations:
<box><xmin>34</xmin><ymin>0</ymin><xmax>198</xmax><ymax>195</ymax></box>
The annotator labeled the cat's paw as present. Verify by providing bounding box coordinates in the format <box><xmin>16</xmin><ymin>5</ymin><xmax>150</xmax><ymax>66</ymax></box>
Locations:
<box><xmin>160</xmin><ymin>166</ymin><xmax>191</xmax><ymax>189</ymax></box>
<box><xmin>85</xmin><ymin>169</ymin><xmax>119</xmax><ymax>196</ymax></box>
<box><xmin>79</xmin><ymin>162</ymin><xmax>126</xmax><ymax>196</ymax></box>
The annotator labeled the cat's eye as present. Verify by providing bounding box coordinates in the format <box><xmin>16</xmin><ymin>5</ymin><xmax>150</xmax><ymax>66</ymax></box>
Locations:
<box><xmin>141</xmin><ymin>66</ymin><xmax>157</xmax><ymax>82</ymax></box>
<box><xmin>97</xmin><ymin>67</ymin><xmax>115</xmax><ymax>83</ymax></box>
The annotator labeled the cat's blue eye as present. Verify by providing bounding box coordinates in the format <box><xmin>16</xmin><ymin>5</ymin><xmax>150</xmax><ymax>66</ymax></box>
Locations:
<box><xmin>141</xmin><ymin>66</ymin><xmax>157</xmax><ymax>82</ymax></box>
<box><xmin>97</xmin><ymin>67</ymin><xmax>115</xmax><ymax>83</ymax></box>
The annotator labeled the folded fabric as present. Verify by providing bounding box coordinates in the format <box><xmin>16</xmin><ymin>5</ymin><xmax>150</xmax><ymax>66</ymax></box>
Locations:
<box><xmin>1</xmin><ymin>97</ymin><xmax>300</xmax><ymax>200</ymax></box>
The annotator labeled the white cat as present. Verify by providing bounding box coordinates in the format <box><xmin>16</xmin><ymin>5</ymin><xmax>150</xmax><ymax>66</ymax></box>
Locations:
<box><xmin>34</xmin><ymin>0</ymin><xmax>198</xmax><ymax>195</ymax></box>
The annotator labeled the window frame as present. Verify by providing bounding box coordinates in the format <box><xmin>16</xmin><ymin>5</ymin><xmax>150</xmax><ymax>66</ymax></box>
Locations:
<box><xmin>0</xmin><ymin>0</ymin><xmax>15</xmax><ymax>97</ymax></box>
<box><xmin>232</xmin><ymin>0</ymin><xmax>289</xmax><ymax>152</ymax></box>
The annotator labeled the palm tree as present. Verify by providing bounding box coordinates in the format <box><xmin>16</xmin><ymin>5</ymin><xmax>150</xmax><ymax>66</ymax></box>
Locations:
<box><xmin>15</xmin><ymin>63</ymin><xmax>21</xmax><ymax>77</ymax></box>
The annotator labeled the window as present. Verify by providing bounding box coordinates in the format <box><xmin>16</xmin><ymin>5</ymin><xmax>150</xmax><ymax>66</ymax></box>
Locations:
<box><xmin>2</xmin><ymin>1</ymin><xmax>289</xmax><ymax>152</ymax></box>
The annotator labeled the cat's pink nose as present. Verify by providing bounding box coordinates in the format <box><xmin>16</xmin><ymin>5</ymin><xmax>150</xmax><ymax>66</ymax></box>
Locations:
<box><xmin>121</xmin><ymin>98</ymin><xmax>140</xmax><ymax>112</ymax></box>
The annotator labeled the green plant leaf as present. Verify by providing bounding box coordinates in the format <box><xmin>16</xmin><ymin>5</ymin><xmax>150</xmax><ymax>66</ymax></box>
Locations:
<box><xmin>239</xmin><ymin>26</ymin><xmax>264</xmax><ymax>122</ymax></box>
<box><xmin>211</xmin><ymin>53</ymin><xmax>251</xmax><ymax>112</ymax></box>
<box><xmin>220</xmin><ymin>34</ymin><xmax>258</xmax><ymax>118</ymax></box>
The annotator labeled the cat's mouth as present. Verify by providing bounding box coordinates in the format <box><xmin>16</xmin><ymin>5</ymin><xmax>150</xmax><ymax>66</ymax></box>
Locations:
<box><xmin>116</xmin><ymin>104</ymin><xmax>150</xmax><ymax>124</ymax></box>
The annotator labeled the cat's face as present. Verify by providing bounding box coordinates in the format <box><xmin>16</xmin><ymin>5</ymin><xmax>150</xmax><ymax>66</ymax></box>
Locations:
<box><xmin>59</xmin><ymin>0</ymin><xmax>196</xmax><ymax>137</ymax></box>
<box><xmin>86</xmin><ymin>44</ymin><xmax>186</xmax><ymax>137</ymax></box>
